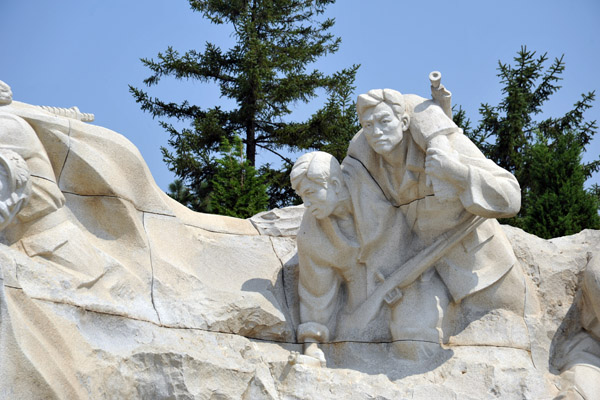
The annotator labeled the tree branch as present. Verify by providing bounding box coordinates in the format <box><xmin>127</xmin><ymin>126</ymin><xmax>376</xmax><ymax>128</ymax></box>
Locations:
<box><xmin>255</xmin><ymin>143</ymin><xmax>293</xmax><ymax>164</ymax></box>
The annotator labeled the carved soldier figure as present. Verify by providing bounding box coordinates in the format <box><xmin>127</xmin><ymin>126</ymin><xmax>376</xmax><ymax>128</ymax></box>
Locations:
<box><xmin>555</xmin><ymin>253</ymin><xmax>600</xmax><ymax>400</ymax></box>
<box><xmin>290</xmin><ymin>151</ymin><xmax>362</xmax><ymax>365</ymax></box>
<box><xmin>292</xmin><ymin>77</ymin><xmax>532</xmax><ymax>362</ymax></box>
<box><xmin>344</xmin><ymin>87</ymin><xmax>529</xmax><ymax>356</ymax></box>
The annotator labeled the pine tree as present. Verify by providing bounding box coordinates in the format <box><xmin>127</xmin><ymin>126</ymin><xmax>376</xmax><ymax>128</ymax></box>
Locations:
<box><xmin>130</xmin><ymin>0</ymin><xmax>359</xmax><ymax>212</ymax></box>
<box><xmin>465</xmin><ymin>47</ymin><xmax>567</xmax><ymax>182</ymax></box>
<box><xmin>209</xmin><ymin>136</ymin><xmax>269</xmax><ymax>218</ymax></box>
<box><xmin>167</xmin><ymin>179</ymin><xmax>201</xmax><ymax>209</ymax></box>
<box><xmin>522</xmin><ymin>131</ymin><xmax>600</xmax><ymax>238</ymax></box>
<box><xmin>590</xmin><ymin>184</ymin><xmax>600</xmax><ymax>210</ymax></box>
<box><xmin>455</xmin><ymin>47</ymin><xmax>600</xmax><ymax>236</ymax></box>
<box><xmin>258</xmin><ymin>66</ymin><xmax>360</xmax><ymax>209</ymax></box>
<box><xmin>305</xmin><ymin>68</ymin><xmax>361</xmax><ymax>162</ymax></box>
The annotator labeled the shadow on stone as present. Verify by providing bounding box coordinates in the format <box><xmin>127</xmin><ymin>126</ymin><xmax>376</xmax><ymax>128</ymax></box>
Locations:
<box><xmin>323</xmin><ymin>341</ymin><xmax>454</xmax><ymax>380</ymax></box>
<box><xmin>242</xmin><ymin>275</ymin><xmax>296</xmax><ymax>340</ymax></box>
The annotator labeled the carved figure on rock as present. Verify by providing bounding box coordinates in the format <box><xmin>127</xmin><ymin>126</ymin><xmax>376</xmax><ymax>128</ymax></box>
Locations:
<box><xmin>291</xmin><ymin>150</ymin><xmax>421</xmax><ymax>362</ymax></box>
<box><xmin>0</xmin><ymin>77</ymin><xmax>598</xmax><ymax>399</ymax></box>
<box><xmin>0</xmin><ymin>84</ymin><xmax>297</xmax><ymax>398</ymax></box>
<box><xmin>0</xmin><ymin>149</ymin><xmax>31</xmax><ymax>230</ymax></box>
<box><xmin>348</xmin><ymin>86</ymin><xmax>529</xmax><ymax>338</ymax></box>
<box><xmin>290</xmin><ymin>151</ymin><xmax>362</xmax><ymax>364</ymax></box>
<box><xmin>292</xmin><ymin>73</ymin><xmax>532</xmax><ymax>363</ymax></box>
<box><xmin>0</xmin><ymin>106</ymin><xmax>117</xmax><ymax>281</ymax></box>
<box><xmin>555</xmin><ymin>252</ymin><xmax>600</xmax><ymax>399</ymax></box>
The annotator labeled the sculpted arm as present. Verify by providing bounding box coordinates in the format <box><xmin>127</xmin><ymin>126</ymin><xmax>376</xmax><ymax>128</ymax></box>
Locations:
<box><xmin>426</xmin><ymin>133</ymin><xmax>521</xmax><ymax>218</ymax></box>
<box><xmin>297</xmin><ymin>247</ymin><xmax>341</xmax><ymax>342</ymax></box>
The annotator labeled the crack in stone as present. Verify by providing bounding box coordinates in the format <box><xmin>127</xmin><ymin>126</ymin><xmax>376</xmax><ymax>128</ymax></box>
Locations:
<box><xmin>62</xmin><ymin>191</ymin><xmax>175</xmax><ymax>217</ymax></box>
<box><xmin>522</xmin><ymin>266</ymin><xmax>536</xmax><ymax>368</ymax></box>
<box><xmin>30</xmin><ymin>174</ymin><xmax>58</xmax><ymax>184</ymax></box>
<box><xmin>1</xmin><ymin>286</ymin><xmax>538</xmax><ymax>353</ymax></box>
<box><xmin>61</xmin><ymin>190</ymin><xmax>255</xmax><ymax>237</ymax></box>
<box><xmin>141</xmin><ymin>211</ymin><xmax>162</xmax><ymax>325</ymax></box>
<box><xmin>3</xmin><ymin>284</ymin><xmax>21</xmax><ymax>290</ymax></box>
<box><xmin>5</xmin><ymin>287</ymin><xmax>161</xmax><ymax>325</ymax></box>
<box><xmin>62</xmin><ymin>191</ymin><xmax>128</xmax><ymax>201</ymax></box>
<box><xmin>57</xmin><ymin>118</ymin><xmax>71</xmax><ymax>186</ymax></box>
<box><xmin>248</xmin><ymin>218</ymin><xmax>262</xmax><ymax>235</ymax></box>
<box><xmin>183</xmin><ymin>223</ymin><xmax>258</xmax><ymax>237</ymax></box>
<box><xmin>268</xmin><ymin>236</ymin><xmax>291</xmax><ymax>313</ymax></box>
<box><xmin>346</xmin><ymin>155</ymin><xmax>434</xmax><ymax>208</ymax></box>
<box><xmin>246</xmin><ymin>218</ymin><xmax>261</xmax><ymax>235</ymax></box>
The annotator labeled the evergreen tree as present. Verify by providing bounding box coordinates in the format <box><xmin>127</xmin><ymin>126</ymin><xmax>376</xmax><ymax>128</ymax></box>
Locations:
<box><xmin>209</xmin><ymin>136</ymin><xmax>269</xmax><ymax>218</ymax></box>
<box><xmin>260</xmin><ymin>67</ymin><xmax>360</xmax><ymax>209</ymax></box>
<box><xmin>455</xmin><ymin>47</ymin><xmax>600</xmax><ymax>236</ymax></box>
<box><xmin>305</xmin><ymin>68</ymin><xmax>361</xmax><ymax>162</ymax></box>
<box><xmin>522</xmin><ymin>131</ymin><xmax>600</xmax><ymax>238</ymax></box>
<box><xmin>465</xmin><ymin>47</ymin><xmax>566</xmax><ymax>182</ymax></box>
<box><xmin>590</xmin><ymin>184</ymin><xmax>600</xmax><ymax>211</ymax></box>
<box><xmin>167</xmin><ymin>179</ymin><xmax>200</xmax><ymax>209</ymax></box>
<box><xmin>130</xmin><ymin>0</ymin><xmax>359</xmax><ymax>212</ymax></box>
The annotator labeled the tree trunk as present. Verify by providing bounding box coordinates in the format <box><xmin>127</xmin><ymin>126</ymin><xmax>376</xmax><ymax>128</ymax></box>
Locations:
<box><xmin>246</xmin><ymin>119</ymin><xmax>256</xmax><ymax>166</ymax></box>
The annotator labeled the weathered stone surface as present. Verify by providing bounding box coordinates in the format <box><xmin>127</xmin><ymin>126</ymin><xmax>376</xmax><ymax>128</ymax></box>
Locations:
<box><xmin>250</xmin><ymin>205</ymin><xmax>305</xmax><ymax>237</ymax></box>
<box><xmin>0</xmin><ymin>96</ymin><xmax>296</xmax><ymax>399</ymax></box>
<box><xmin>1</xmin><ymin>85</ymin><xmax>599</xmax><ymax>399</ymax></box>
<box><xmin>3</xmin><ymin>212</ymin><xmax>599</xmax><ymax>399</ymax></box>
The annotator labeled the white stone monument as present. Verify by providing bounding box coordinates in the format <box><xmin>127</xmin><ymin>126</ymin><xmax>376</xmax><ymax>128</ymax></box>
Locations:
<box><xmin>0</xmin><ymin>76</ymin><xmax>598</xmax><ymax>399</ymax></box>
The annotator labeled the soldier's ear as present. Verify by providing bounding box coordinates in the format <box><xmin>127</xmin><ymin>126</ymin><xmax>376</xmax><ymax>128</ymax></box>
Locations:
<box><xmin>330</xmin><ymin>177</ymin><xmax>341</xmax><ymax>194</ymax></box>
<box><xmin>401</xmin><ymin>113</ymin><xmax>410</xmax><ymax>132</ymax></box>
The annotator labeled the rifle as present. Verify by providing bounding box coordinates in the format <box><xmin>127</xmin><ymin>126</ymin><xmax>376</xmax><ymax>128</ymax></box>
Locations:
<box><xmin>337</xmin><ymin>215</ymin><xmax>486</xmax><ymax>334</ymax></box>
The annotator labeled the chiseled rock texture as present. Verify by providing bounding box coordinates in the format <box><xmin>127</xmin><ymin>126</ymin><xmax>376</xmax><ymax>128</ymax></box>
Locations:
<box><xmin>0</xmin><ymin>100</ymin><xmax>598</xmax><ymax>399</ymax></box>
<box><xmin>2</xmin><ymin>205</ymin><xmax>599</xmax><ymax>399</ymax></box>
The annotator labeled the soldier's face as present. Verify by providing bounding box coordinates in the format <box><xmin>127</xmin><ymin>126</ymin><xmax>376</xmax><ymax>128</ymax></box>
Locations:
<box><xmin>296</xmin><ymin>179</ymin><xmax>338</xmax><ymax>219</ymax></box>
<box><xmin>362</xmin><ymin>102</ymin><xmax>406</xmax><ymax>155</ymax></box>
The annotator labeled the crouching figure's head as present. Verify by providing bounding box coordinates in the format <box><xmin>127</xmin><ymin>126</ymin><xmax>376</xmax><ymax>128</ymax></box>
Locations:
<box><xmin>290</xmin><ymin>151</ymin><xmax>349</xmax><ymax>220</ymax></box>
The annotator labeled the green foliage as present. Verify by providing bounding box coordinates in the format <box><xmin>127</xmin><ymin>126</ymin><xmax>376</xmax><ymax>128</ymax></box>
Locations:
<box><xmin>209</xmin><ymin>136</ymin><xmax>269</xmax><ymax>218</ymax></box>
<box><xmin>455</xmin><ymin>47</ymin><xmax>600</xmax><ymax>237</ymax></box>
<box><xmin>167</xmin><ymin>179</ymin><xmax>203</xmax><ymax>210</ymax></box>
<box><xmin>130</xmin><ymin>0</ymin><xmax>359</xmax><ymax>214</ymax></box>
<box><xmin>259</xmin><ymin>162</ymin><xmax>301</xmax><ymax>210</ymax></box>
<box><xmin>263</xmin><ymin>65</ymin><xmax>360</xmax><ymax>209</ymax></box>
<box><xmin>305</xmin><ymin>68</ymin><xmax>361</xmax><ymax>162</ymax></box>
<box><xmin>521</xmin><ymin>131</ymin><xmax>600</xmax><ymax>238</ymax></box>
<box><xmin>590</xmin><ymin>184</ymin><xmax>600</xmax><ymax>210</ymax></box>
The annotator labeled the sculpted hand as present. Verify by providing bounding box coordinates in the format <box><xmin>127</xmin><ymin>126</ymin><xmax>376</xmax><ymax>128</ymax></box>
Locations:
<box><xmin>425</xmin><ymin>147</ymin><xmax>468</xmax><ymax>188</ymax></box>
<box><xmin>304</xmin><ymin>342</ymin><xmax>326</xmax><ymax>367</ymax></box>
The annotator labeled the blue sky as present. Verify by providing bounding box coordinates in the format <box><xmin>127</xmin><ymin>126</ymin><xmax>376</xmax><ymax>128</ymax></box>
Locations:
<box><xmin>2</xmin><ymin>0</ymin><xmax>599</xmax><ymax>191</ymax></box>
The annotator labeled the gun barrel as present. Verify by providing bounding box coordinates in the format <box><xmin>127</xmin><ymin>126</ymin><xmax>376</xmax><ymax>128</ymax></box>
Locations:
<box><xmin>429</xmin><ymin>71</ymin><xmax>442</xmax><ymax>88</ymax></box>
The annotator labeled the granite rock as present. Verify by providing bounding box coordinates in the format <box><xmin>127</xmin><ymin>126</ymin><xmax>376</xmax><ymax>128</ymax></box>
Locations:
<box><xmin>1</xmin><ymin>85</ymin><xmax>599</xmax><ymax>399</ymax></box>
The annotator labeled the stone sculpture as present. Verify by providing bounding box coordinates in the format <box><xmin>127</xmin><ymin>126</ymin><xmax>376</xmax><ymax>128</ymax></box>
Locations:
<box><xmin>1</xmin><ymin>77</ymin><xmax>600</xmax><ymax>399</ymax></box>
<box><xmin>290</xmin><ymin>151</ymin><xmax>360</xmax><ymax>364</ymax></box>
<box><xmin>292</xmin><ymin>73</ymin><xmax>532</xmax><ymax>363</ymax></box>
<box><xmin>0</xmin><ymin>149</ymin><xmax>30</xmax><ymax>230</ymax></box>
<box><xmin>0</xmin><ymin>82</ymin><xmax>293</xmax><ymax>398</ymax></box>
<box><xmin>554</xmin><ymin>252</ymin><xmax>600</xmax><ymax>399</ymax></box>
